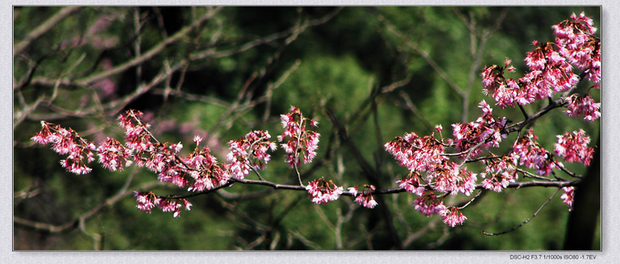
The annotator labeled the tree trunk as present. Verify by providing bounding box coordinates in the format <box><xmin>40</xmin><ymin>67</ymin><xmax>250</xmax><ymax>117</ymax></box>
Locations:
<box><xmin>563</xmin><ymin>135</ymin><xmax>600</xmax><ymax>250</ymax></box>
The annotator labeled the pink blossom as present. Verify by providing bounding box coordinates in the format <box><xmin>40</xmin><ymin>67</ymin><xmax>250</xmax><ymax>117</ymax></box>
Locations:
<box><xmin>480</xmin><ymin>155</ymin><xmax>518</xmax><ymax>193</ymax></box>
<box><xmin>555</xmin><ymin>129</ymin><xmax>595</xmax><ymax>166</ymax></box>
<box><xmin>278</xmin><ymin>106</ymin><xmax>321</xmax><ymax>167</ymax></box>
<box><xmin>193</xmin><ymin>135</ymin><xmax>203</xmax><ymax>145</ymax></box>
<box><xmin>352</xmin><ymin>185</ymin><xmax>378</xmax><ymax>209</ymax></box>
<box><xmin>135</xmin><ymin>191</ymin><xmax>192</xmax><ymax>218</ymax></box>
<box><xmin>565</xmin><ymin>94</ymin><xmax>600</xmax><ymax>121</ymax></box>
<box><xmin>347</xmin><ymin>186</ymin><xmax>358</xmax><ymax>197</ymax></box>
<box><xmin>427</xmin><ymin>161</ymin><xmax>477</xmax><ymax>196</ymax></box>
<box><xmin>227</xmin><ymin>130</ymin><xmax>275</xmax><ymax>180</ymax></box>
<box><xmin>413</xmin><ymin>190</ymin><xmax>446</xmax><ymax>217</ymax></box>
<box><xmin>134</xmin><ymin>192</ymin><xmax>158</xmax><ymax>213</ymax></box>
<box><xmin>511</xmin><ymin>129</ymin><xmax>556</xmax><ymax>176</ymax></box>
<box><xmin>170</xmin><ymin>142</ymin><xmax>183</xmax><ymax>153</ymax></box>
<box><xmin>385</xmin><ymin>132</ymin><xmax>446</xmax><ymax>172</ymax></box>
<box><xmin>31</xmin><ymin>121</ymin><xmax>96</xmax><ymax>175</ymax></box>
<box><xmin>396</xmin><ymin>173</ymin><xmax>425</xmax><ymax>196</ymax></box>
<box><xmin>182</xmin><ymin>146</ymin><xmax>230</xmax><ymax>192</ymax></box>
<box><xmin>553</xmin><ymin>12</ymin><xmax>600</xmax><ymax>86</ymax></box>
<box><xmin>31</xmin><ymin>121</ymin><xmax>56</xmax><ymax>145</ymax></box>
<box><xmin>448</xmin><ymin>101</ymin><xmax>507</xmax><ymax>158</ymax></box>
<box><xmin>97</xmin><ymin>137</ymin><xmax>132</xmax><ymax>171</ymax></box>
<box><xmin>439</xmin><ymin>207</ymin><xmax>468</xmax><ymax>227</ymax></box>
<box><xmin>306</xmin><ymin>178</ymin><xmax>343</xmax><ymax>205</ymax></box>
<box><xmin>560</xmin><ymin>186</ymin><xmax>575</xmax><ymax>211</ymax></box>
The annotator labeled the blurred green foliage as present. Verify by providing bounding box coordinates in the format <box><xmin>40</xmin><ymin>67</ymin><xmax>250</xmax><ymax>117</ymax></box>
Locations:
<box><xmin>14</xmin><ymin>6</ymin><xmax>600</xmax><ymax>250</ymax></box>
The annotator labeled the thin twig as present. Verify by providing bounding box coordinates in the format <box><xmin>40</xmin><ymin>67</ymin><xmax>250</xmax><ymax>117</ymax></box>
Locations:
<box><xmin>14</xmin><ymin>6</ymin><xmax>82</xmax><ymax>56</ymax></box>
<box><xmin>481</xmin><ymin>187</ymin><xmax>561</xmax><ymax>236</ymax></box>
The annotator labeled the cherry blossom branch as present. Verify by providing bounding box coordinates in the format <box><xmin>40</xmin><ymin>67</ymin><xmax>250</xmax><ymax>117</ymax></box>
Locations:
<box><xmin>24</xmin><ymin>13</ymin><xmax>599</xmax><ymax>241</ymax></box>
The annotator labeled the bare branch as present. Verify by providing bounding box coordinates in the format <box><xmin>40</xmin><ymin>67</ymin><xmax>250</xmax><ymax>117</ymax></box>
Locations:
<box><xmin>14</xmin><ymin>6</ymin><xmax>82</xmax><ymax>56</ymax></box>
<box><xmin>14</xmin><ymin>180</ymin><xmax>167</xmax><ymax>234</ymax></box>
<box><xmin>73</xmin><ymin>7</ymin><xmax>222</xmax><ymax>87</ymax></box>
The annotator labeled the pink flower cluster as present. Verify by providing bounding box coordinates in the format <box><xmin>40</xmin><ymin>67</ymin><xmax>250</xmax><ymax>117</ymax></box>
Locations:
<box><xmin>554</xmin><ymin>129</ymin><xmax>595</xmax><ymax>166</ymax></box>
<box><xmin>519</xmin><ymin>41</ymin><xmax>579</xmax><ymax>100</ymax></box>
<box><xmin>384</xmin><ymin>132</ymin><xmax>446</xmax><ymax>172</ymax></box>
<box><xmin>449</xmin><ymin>100</ymin><xmax>507</xmax><ymax>158</ymax></box>
<box><xmin>480</xmin><ymin>59</ymin><xmax>522</xmax><ymax>108</ymax></box>
<box><xmin>396</xmin><ymin>172</ymin><xmax>426</xmax><ymax>196</ymax></box>
<box><xmin>184</xmin><ymin>144</ymin><xmax>229</xmax><ymax>192</ymax></box>
<box><xmin>134</xmin><ymin>191</ymin><xmax>192</xmax><ymax>217</ymax></box>
<box><xmin>278</xmin><ymin>106</ymin><xmax>320</xmax><ymax>168</ymax></box>
<box><xmin>118</xmin><ymin>110</ymin><xmax>154</xmax><ymax>155</ymax></box>
<box><xmin>480</xmin><ymin>155</ymin><xmax>518</xmax><ymax>193</ymax></box>
<box><xmin>553</xmin><ymin>12</ymin><xmax>601</xmax><ymax>87</ymax></box>
<box><xmin>117</xmin><ymin>110</ymin><xmax>190</xmax><ymax>188</ymax></box>
<box><xmin>413</xmin><ymin>190</ymin><xmax>467</xmax><ymax>227</ymax></box>
<box><xmin>349</xmin><ymin>185</ymin><xmax>378</xmax><ymax>209</ymax></box>
<box><xmin>565</xmin><ymin>94</ymin><xmax>600</xmax><ymax>121</ymax></box>
<box><xmin>32</xmin><ymin>121</ymin><xmax>96</xmax><ymax>175</ymax></box>
<box><xmin>97</xmin><ymin>137</ymin><xmax>133</xmax><ymax>171</ymax></box>
<box><xmin>227</xmin><ymin>130</ymin><xmax>277</xmax><ymax>180</ymax></box>
<box><xmin>511</xmin><ymin>129</ymin><xmax>557</xmax><ymax>176</ymax></box>
<box><xmin>385</xmin><ymin>132</ymin><xmax>477</xmax><ymax>192</ymax></box>
<box><xmin>481</xmin><ymin>13</ymin><xmax>599</xmax><ymax>107</ymax></box>
<box><xmin>305</xmin><ymin>178</ymin><xmax>344</xmax><ymax>205</ymax></box>
<box><xmin>440</xmin><ymin>207</ymin><xmax>468</xmax><ymax>228</ymax></box>
<box><xmin>429</xmin><ymin>161</ymin><xmax>477</xmax><ymax>196</ymax></box>
<box><xmin>413</xmin><ymin>190</ymin><xmax>446</xmax><ymax>217</ymax></box>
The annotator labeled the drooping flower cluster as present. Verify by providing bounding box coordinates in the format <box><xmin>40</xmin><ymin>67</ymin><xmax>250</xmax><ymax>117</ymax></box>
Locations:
<box><xmin>511</xmin><ymin>129</ymin><xmax>557</xmax><ymax>176</ymax></box>
<box><xmin>553</xmin><ymin>12</ymin><xmax>601</xmax><ymax>87</ymax></box>
<box><xmin>117</xmin><ymin>110</ymin><xmax>189</xmax><ymax>187</ymax></box>
<box><xmin>227</xmin><ymin>130</ymin><xmax>277</xmax><ymax>180</ymax></box>
<box><xmin>134</xmin><ymin>191</ymin><xmax>192</xmax><ymax>218</ymax></box>
<box><xmin>118</xmin><ymin>110</ymin><xmax>154</xmax><ymax>156</ymax></box>
<box><xmin>413</xmin><ymin>190</ymin><xmax>446</xmax><ymax>217</ymax></box>
<box><xmin>31</xmin><ymin>121</ymin><xmax>96</xmax><ymax>174</ymax></box>
<box><xmin>554</xmin><ymin>129</ymin><xmax>595</xmax><ymax>166</ymax></box>
<box><xmin>396</xmin><ymin>172</ymin><xmax>426</xmax><ymax>196</ymax></box>
<box><xmin>519</xmin><ymin>41</ymin><xmax>580</xmax><ymax>100</ymax></box>
<box><xmin>305</xmin><ymin>178</ymin><xmax>344</xmax><ymax>205</ymax></box>
<box><xmin>564</xmin><ymin>93</ymin><xmax>600</xmax><ymax>121</ymax></box>
<box><xmin>560</xmin><ymin>186</ymin><xmax>575</xmax><ymax>211</ymax></box>
<box><xmin>349</xmin><ymin>185</ymin><xmax>378</xmax><ymax>209</ymax></box>
<box><xmin>184</xmin><ymin>144</ymin><xmax>229</xmax><ymax>192</ymax></box>
<box><xmin>97</xmin><ymin>137</ymin><xmax>133</xmax><ymax>171</ymax></box>
<box><xmin>413</xmin><ymin>190</ymin><xmax>467</xmax><ymax>227</ymax></box>
<box><xmin>480</xmin><ymin>155</ymin><xmax>518</xmax><ymax>193</ymax></box>
<box><xmin>440</xmin><ymin>206</ymin><xmax>468</xmax><ymax>227</ymax></box>
<box><xmin>384</xmin><ymin>132</ymin><xmax>446</xmax><ymax>172</ymax></box>
<box><xmin>428</xmin><ymin>161</ymin><xmax>477</xmax><ymax>196</ymax></box>
<box><xmin>278</xmin><ymin>106</ymin><xmax>321</xmax><ymax>168</ymax></box>
<box><xmin>385</xmin><ymin>108</ymin><xmax>486</xmax><ymax>224</ymax></box>
<box><xmin>449</xmin><ymin>100</ymin><xmax>507</xmax><ymax>158</ymax></box>
<box><xmin>480</xmin><ymin>59</ymin><xmax>521</xmax><ymax>108</ymax></box>
<box><xmin>481</xmin><ymin>13</ymin><xmax>599</xmax><ymax>108</ymax></box>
